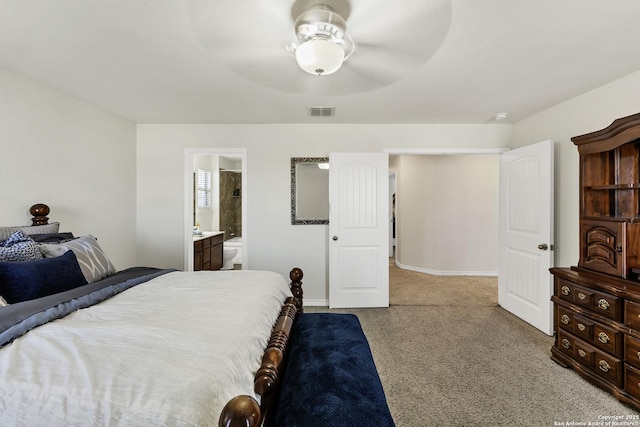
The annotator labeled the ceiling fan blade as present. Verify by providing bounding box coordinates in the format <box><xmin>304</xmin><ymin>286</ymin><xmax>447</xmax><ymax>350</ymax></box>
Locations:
<box><xmin>347</xmin><ymin>0</ymin><xmax>452</xmax><ymax>72</ymax></box>
<box><xmin>347</xmin><ymin>0</ymin><xmax>451</xmax><ymax>40</ymax></box>
<box><xmin>189</xmin><ymin>0</ymin><xmax>295</xmax><ymax>55</ymax></box>
<box><xmin>187</xmin><ymin>0</ymin><xmax>452</xmax><ymax>95</ymax></box>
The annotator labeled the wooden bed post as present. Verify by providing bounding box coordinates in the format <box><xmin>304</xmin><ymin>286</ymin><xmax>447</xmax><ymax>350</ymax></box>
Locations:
<box><xmin>30</xmin><ymin>203</ymin><xmax>50</xmax><ymax>225</ymax></box>
<box><xmin>289</xmin><ymin>267</ymin><xmax>303</xmax><ymax>314</ymax></box>
<box><xmin>218</xmin><ymin>395</ymin><xmax>261</xmax><ymax>427</ymax></box>
<box><xmin>219</xmin><ymin>268</ymin><xmax>304</xmax><ymax>427</ymax></box>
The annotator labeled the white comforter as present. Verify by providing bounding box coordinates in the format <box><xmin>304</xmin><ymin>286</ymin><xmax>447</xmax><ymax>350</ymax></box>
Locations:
<box><xmin>0</xmin><ymin>270</ymin><xmax>292</xmax><ymax>427</ymax></box>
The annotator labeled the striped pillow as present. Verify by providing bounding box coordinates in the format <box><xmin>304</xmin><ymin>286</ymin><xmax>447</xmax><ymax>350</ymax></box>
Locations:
<box><xmin>39</xmin><ymin>235</ymin><xmax>116</xmax><ymax>284</ymax></box>
<box><xmin>0</xmin><ymin>222</ymin><xmax>60</xmax><ymax>242</ymax></box>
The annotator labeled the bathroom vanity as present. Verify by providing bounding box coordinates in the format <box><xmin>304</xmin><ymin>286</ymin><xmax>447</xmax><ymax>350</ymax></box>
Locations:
<box><xmin>193</xmin><ymin>231</ymin><xmax>224</xmax><ymax>271</ymax></box>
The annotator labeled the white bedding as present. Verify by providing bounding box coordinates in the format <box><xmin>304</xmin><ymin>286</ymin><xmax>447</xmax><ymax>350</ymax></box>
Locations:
<box><xmin>0</xmin><ymin>270</ymin><xmax>292</xmax><ymax>427</ymax></box>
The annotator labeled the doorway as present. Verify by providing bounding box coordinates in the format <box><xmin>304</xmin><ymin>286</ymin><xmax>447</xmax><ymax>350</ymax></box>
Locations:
<box><xmin>385</xmin><ymin>145</ymin><xmax>554</xmax><ymax>335</ymax></box>
<box><xmin>184</xmin><ymin>148</ymin><xmax>247</xmax><ymax>271</ymax></box>
<box><xmin>387</xmin><ymin>150</ymin><xmax>504</xmax><ymax>276</ymax></box>
<box><xmin>389</xmin><ymin>170</ymin><xmax>397</xmax><ymax>261</ymax></box>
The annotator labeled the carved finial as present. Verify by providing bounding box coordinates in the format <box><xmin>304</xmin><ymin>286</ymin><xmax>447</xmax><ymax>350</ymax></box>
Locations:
<box><xmin>30</xmin><ymin>203</ymin><xmax>50</xmax><ymax>225</ymax></box>
<box><xmin>289</xmin><ymin>268</ymin><xmax>304</xmax><ymax>313</ymax></box>
<box><xmin>290</xmin><ymin>267</ymin><xmax>303</xmax><ymax>282</ymax></box>
<box><xmin>218</xmin><ymin>395</ymin><xmax>261</xmax><ymax>427</ymax></box>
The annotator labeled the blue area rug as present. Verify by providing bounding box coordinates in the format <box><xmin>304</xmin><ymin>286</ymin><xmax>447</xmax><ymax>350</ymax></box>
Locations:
<box><xmin>272</xmin><ymin>313</ymin><xmax>395</xmax><ymax>427</ymax></box>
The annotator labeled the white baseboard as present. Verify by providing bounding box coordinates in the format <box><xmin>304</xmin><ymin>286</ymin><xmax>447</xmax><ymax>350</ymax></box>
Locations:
<box><xmin>303</xmin><ymin>299</ymin><xmax>329</xmax><ymax>307</ymax></box>
<box><xmin>301</xmin><ymin>265</ymin><xmax>496</xmax><ymax>308</ymax></box>
<box><xmin>395</xmin><ymin>260</ymin><xmax>497</xmax><ymax>277</ymax></box>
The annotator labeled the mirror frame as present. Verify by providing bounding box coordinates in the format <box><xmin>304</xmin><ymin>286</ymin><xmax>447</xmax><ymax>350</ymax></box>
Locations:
<box><xmin>291</xmin><ymin>157</ymin><xmax>329</xmax><ymax>225</ymax></box>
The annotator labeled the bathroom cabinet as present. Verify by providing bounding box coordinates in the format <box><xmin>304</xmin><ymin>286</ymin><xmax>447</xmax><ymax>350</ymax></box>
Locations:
<box><xmin>194</xmin><ymin>232</ymin><xmax>223</xmax><ymax>271</ymax></box>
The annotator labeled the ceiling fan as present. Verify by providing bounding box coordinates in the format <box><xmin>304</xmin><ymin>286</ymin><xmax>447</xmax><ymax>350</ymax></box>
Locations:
<box><xmin>189</xmin><ymin>0</ymin><xmax>452</xmax><ymax>95</ymax></box>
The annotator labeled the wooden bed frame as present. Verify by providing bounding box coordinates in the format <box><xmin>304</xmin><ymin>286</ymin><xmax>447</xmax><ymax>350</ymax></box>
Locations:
<box><xmin>27</xmin><ymin>204</ymin><xmax>305</xmax><ymax>427</ymax></box>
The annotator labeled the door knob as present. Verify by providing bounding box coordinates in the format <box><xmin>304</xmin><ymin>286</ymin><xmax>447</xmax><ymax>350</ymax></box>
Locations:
<box><xmin>332</xmin><ymin>236</ymin><xmax>338</xmax><ymax>241</ymax></box>
<box><xmin>538</xmin><ymin>244</ymin><xmax>548</xmax><ymax>250</ymax></box>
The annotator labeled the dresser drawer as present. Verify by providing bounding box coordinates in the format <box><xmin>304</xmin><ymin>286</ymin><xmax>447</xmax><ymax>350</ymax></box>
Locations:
<box><xmin>557</xmin><ymin>306</ymin><xmax>593</xmax><ymax>339</ymax></box>
<box><xmin>593</xmin><ymin>351</ymin><xmax>623</xmax><ymax>386</ymax></box>
<box><xmin>592</xmin><ymin>323</ymin><xmax>622</xmax><ymax>356</ymax></box>
<box><xmin>625</xmin><ymin>335</ymin><xmax>640</xmax><ymax>370</ymax></box>
<box><xmin>555</xmin><ymin>278</ymin><xmax>621</xmax><ymax>321</ymax></box>
<box><xmin>572</xmin><ymin>314</ymin><xmax>595</xmax><ymax>341</ymax></box>
<box><xmin>573</xmin><ymin>286</ymin><xmax>595</xmax><ymax>309</ymax></box>
<box><xmin>573</xmin><ymin>340</ymin><xmax>596</xmax><ymax>369</ymax></box>
<box><xmin>556</xmin><ymin>330</ymin><xmax>623</xmax><ymax>386</ymax></box>
<box><xmin>592</xmin><ymin>289</ymin><xmax>621</xmax><ymax>321</ymax></box>
<box><xmin>557</xmin><ymin>278</ymin><xmax>577</xmax><ymax>303</ymax></box>
<box><xmin>626</xmin><ymin>365</ymin><xmax>640</xmax><ymax>400</ymax></box>
<box><xmin>555</xmin><ymin>306</ymin><xmax>622</xmax><ymax>356</ymax></box>
<box><xmin>556</xmin><ymin>330</ymin><xmax>576</xmax><ymax>358</ymax></box>
<box><xmin>626</xmin><ymin>301</ymin><xmax>640</xmax><ymax>330</ymax></box>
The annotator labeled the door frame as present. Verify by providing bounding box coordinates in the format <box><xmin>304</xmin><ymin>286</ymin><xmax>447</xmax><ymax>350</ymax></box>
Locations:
<box><xmin>183</xmin><ymin>148</ymin><xmax>248</xmax><ymax>271</ymax></box>
<box><xmin>389</xmin><ymin>169</ymin><xmax>397</xmax><ymax>262</ymax></box>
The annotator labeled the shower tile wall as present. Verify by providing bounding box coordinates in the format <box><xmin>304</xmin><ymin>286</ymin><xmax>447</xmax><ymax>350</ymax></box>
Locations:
<box><xmin>219</xmin><ymin>170</ymin><xmax>241</xmax><ymax>240</ymax></box>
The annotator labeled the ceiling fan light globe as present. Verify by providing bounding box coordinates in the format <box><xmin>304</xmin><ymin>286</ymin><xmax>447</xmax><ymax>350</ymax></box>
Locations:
<box><xmin>295</xmin><ymin>39</ymin><xmax>345</xmax><ymax>75</ymax></box>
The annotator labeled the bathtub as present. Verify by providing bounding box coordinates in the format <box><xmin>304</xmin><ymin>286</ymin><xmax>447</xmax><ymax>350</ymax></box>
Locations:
<box><xmin>224</xmin><ymin>237</ymin><xmax>243</xmax><ymax>264</ymax></box>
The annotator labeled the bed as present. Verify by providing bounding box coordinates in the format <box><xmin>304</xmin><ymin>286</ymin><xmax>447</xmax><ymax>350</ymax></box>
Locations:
<box><xmin>0</xmin><ymin>204</ymin><xmax>304</xmax><ymax>427</ymax></box>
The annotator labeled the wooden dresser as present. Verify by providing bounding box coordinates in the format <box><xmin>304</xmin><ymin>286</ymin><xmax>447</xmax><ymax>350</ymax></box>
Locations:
<box><xmin>194</xmin><ymin>232</ymin><xmax>223</xmax><ymax>271</ymax></box>
<box><xmin>550</xmin><ymin>113</ymin><xmax>640</xmax><ymax>410</ymax></box>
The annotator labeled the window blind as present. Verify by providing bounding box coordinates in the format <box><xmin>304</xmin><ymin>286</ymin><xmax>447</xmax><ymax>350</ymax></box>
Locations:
<box><xmin>196</xmin><ymin>169</ymin><xmax>212</xmax><ymax>209</ymax></box>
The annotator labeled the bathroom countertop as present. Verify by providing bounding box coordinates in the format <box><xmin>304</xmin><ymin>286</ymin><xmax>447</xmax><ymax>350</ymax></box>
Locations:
<box><xmin>192</xmin><ymin>231</ymin><xmax>224</xmax><ymax>242</ymax></box>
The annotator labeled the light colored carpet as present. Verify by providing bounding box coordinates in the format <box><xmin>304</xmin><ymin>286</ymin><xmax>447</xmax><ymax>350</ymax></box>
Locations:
<box><xmin>305</xmin><ymin>261</ymin><xmax>639</xmax><ymax>426</ymax></box>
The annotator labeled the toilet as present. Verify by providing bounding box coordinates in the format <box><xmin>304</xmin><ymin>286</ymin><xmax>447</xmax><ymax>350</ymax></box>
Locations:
<box><xmin>222</xmin><ymin>247</ymin><xmax>238</xmax><ymax>270</ymax></box>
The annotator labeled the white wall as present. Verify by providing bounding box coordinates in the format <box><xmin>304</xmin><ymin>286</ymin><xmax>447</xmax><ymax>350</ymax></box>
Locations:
<box><xmin>394</xmin><ymin>154</ymin><xmax>499</xmax><ymax>275</ymax></box>
<box><xmin>136</xmin><ymin>124</ymin><xmax>511</xmax><ymax>303</ymax></box>
<box><xmin>0</xmin><ymin>68</ymin><xmax>137</xmax><ymax>269</ymax></box>
<box><xmin>4</xmin><ymin>61</ymin><xmax>639</xmax><ymax>303</ymax></box>
<box><xmin>513</xmin><ymin>70</ymin><xmax>640</xmax><ymax>268</ymax></box>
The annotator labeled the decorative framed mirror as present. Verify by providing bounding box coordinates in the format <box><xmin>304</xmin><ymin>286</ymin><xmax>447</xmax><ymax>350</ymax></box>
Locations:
<box><xmin>291</xmin><ymin>157</ymin><xmax>330</xmax><ymax>225</ymax></box>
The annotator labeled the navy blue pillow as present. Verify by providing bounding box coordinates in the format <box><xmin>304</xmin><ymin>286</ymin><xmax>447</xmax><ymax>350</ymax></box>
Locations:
<box><xmin>0</xmin><ymin>251</ymin><xmax>88</xmax><ymax>303</ymax></box>
<box><xmin>29</xmin><ymin>232</ymin><xmax>75</xmax><ymax>243</ymax></box>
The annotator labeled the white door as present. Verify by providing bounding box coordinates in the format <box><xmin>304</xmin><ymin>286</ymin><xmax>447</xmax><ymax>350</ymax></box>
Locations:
<box><xmin>329</xmin><ymin>152</ymin><xmax>389</xmax><ymax>308</ymax></box>
<box><xmin>499</xmin><ymin>140</ymin><xmax>554</xmax><ymax>335</ymax></box>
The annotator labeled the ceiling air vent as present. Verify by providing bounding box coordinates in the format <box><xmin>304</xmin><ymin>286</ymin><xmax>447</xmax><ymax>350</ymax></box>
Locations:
<box><xmin>308</xmin><ymin>106</ymin><xmax>335</xmax><ymax>117</ymax></box>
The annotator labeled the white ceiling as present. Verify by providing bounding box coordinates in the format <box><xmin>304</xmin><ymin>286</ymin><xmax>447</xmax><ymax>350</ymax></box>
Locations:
<box><xmin>1</xmin><ymin>0</ymin><xmax>639</xmax><ymax>124</ymax></box>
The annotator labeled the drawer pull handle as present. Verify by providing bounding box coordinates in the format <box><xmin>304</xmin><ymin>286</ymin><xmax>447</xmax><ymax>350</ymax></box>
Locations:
<box><xmin>561</xmin><ymin>339</ymin><xmax>571</xmax><ymax>349</ymax></box>
<box><xmin>577</xmin><ymin>323</ymin><xmax>586</xmax><ymax>331</ymax></box>
<box><xmin>561</xmin><ymin>314</ymin><xmax>570</xmax><ymax>324</ymax></box>
<box><xmin>578</xmin><ymin>349</ymin><xmax>587</xmax><ymax>358</ymax></box>
<box><xmin>561</xmin><ymin>286</ymin><xmax>571</xmax><ymax>296</ymax></box>
<box><xmin>577</xmin><ymin>292</ymin><xmax>586</xmax><ymax>300</ymax></box>
<box><xmin>599</xmin><ymin>360</ymin><xmax>611</xmax><ymax>373</ymax></box>
<box><xmin>637</xmin><ymin>351</ymin><xmax>640</xmax><ymax>360</ymax></box>
<box><xmin>597</xmin><ymin>299</ymin><xmax>610</xmax><ymax>310</ymax></box>
<box><xmin>598</xmin><ymin>332</ymin><xmax>610</xmax><ymax>344</ymax></box>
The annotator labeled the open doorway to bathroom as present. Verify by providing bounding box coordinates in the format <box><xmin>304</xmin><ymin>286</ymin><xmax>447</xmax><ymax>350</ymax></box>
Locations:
<box><xmin>218</xmin><ymin>165</ymin><xmax>243</xmax><ymax>269</ymax></box>
<box><xmin>184</xmin><ymin>148</ymin><xmax>247</xmax><ymax>271</ymax></box>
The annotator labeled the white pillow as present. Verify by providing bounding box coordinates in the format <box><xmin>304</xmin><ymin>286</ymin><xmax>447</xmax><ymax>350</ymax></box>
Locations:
<box><xmin>0</xmin><ymin>296</ymin><xmax>7</xmax><ymax>307</ymax></box>
<box><xmin>39</xmin><ymin>235</ymin><xmax>116</xmax><ymax>284</ymax></box>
